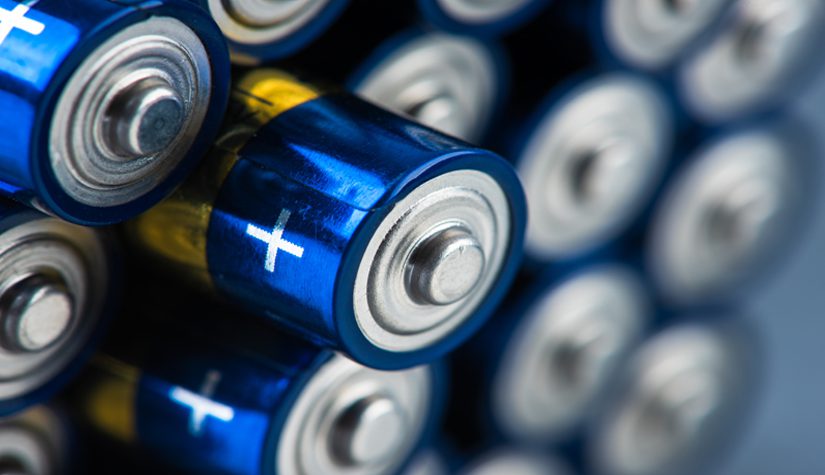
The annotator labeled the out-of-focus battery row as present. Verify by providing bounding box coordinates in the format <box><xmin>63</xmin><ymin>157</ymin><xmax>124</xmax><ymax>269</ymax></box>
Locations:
<box><xmin>0</xmin><ymin>0</ymin><xmax>820</xmax><ymax>474</ymax></box>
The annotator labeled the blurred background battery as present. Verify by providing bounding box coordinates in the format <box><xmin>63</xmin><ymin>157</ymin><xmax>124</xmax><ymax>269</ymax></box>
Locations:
<box><xmin>678</xmin><ymin>0</ymin><xmax>825</xmax><ymax>124</ymax></box>
<box><xmin>0</xmin><ymin>205</ymin><xmax>114</xmax><ymax>416</ymax></box>
<box><xmin>0</xmin><ymin>404</ymin><xmax>70</xmax><ymax>475</ymax></box>
<box><xmin>0</xmin><ymin>0</ymin><xmax>230</xmax><ymax>225</ymax></box>
<box><xmin>190</xmin><ymin>0</ymin><xmax>349</xmax><ymax>63</ymax></box>
<box><xmin>447</xmin><ymin>263</ymin><xmax>651</xmax><ymax>449</ymax></box>
<box><xmin>417</xmin><ymin>0</ymin><xmax>551</xmax><ymax>37</ymax></box>
<box><xmin>582</xmin><ymin>315</ymin><xmax>760</xmax><ymax>475</ymax></box>
<box><xmin>68</xmin><ymin>296</ymin><xmax>443</xmax><ymax>475</ymax></box>
<box><xmin>455</xmin><ymin>448</ymin><xmax>572</xmax><ymax>475</ymax></box>
<box><xmin>637</xmin><ymin>118</ymin><xmax>815</xmax><ymax>308</ymax></box>
<box><xmin>127</xmin><ymin>68</ymin><xmax>525</xmax><ymax>369</ymax></box>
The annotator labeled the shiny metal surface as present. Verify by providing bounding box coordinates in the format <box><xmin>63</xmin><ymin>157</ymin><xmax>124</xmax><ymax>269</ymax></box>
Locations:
<box><xmin>49</xmin><ymin>16</ymin><xmax>211</xmax><ymax>208</ymax></box>
<box><xmin>355</xmin><ymin>33</ymin><xmax>499</xmax><ymax>142</ymax></box>
<box><xmin>353</xmin><ymin>170</ymin><xmax>510</xmax><ymax>352</ymax></box>
<box><xmin>435</xmin><ymin>0</ymin><xmax>536</xmax><ymax>24</ymax></box>
<box><xmin>0</xmin><ymin>274</ymin><xmax>73</xmax><ymax>353</ymax></box>
<box><xmin>517</xmin><ymin>74</ymin><xmax>671</xmax><ymax>259</ymax></box>
<box><xmin>208</xmin><ymin>0</ymin><xmax>333</xmax><ymax>44</ymax></box>
<box><xmin>605</xmin><ymin>0</ymin><xmax>729</xmax><ymax>68</ymax></box>
<box><xmin>460</xmin><ymin>449</ymin><xmax>571</xmax><ymax>475</ymax></box>
<box><xmin>680</xmin><ymin>0</ymin><xmax>825</xmax><ymax>121</ymax></box>
<box><xmin>402</xmin><ymin>450</ymin><xmax>450</xmax><ymax>475</ymax></box>
<box><xmin>649</xmin><ymin>127</ymin><xmax>799</xmax><ymax>304</ymax></box>
<box><xmin>0</xmin><ymin>406</ymin><xmax>65</xmax><ymax>475</ymax></box>
<box><xmin>492</xmin><ymin>267</ymin><xmax>649</xmax><ymax>441</ymax></box>
<box><xmin>277</xmin><ymin>355</ymin><xmax>431</xmax><ymax>475</ymax></box>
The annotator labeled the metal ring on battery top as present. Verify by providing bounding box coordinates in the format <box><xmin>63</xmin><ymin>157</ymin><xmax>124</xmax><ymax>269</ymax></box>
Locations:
<box><xmin>593</xmin><ymin>324</ymin><xmax>745</xmax><ymax>475</ymax></box>
<box><xmin>460</xmin><ymin>450</ymin><xmax>571</xmax><ymax>475</ymax></box>
<box><xmin>207</xmin><ymin>0</ymin><xmax>333</xmax><ymax>45</ymax></box>
<box><xmin>354</xmin><ymin>33</ymin><xmax>499</xmax><ymax>143</ymax></box>
<box><xmin>680</xmin><ymin>0</ymin><xmax>824</xmax><ymax>121</ymax></box>
<box><xmin>493</xmin><ymin>267</ymin><xmax>649</xmax><ymax>442</ymax></box>
<box><xmin>49</xmin><ymin>16</ymin><xmax>211</xmax><ymax>208</ymax></box>
<box><xmin>0</xmin><ymin>217</ymin><xmax>108</xmax><ymax>402</ymax></box>
<box><xmin>353</xmin><ymin>170</ymin><xmax>510</xmax><ymax>352</ymax></box>
<box><xmin>517</xmin><ymin>75</ymin><xmax>671</xmax><ymax>259</ymax></box>
<box><xmin>649</xmin><ymin>129</ymin><xmax>796</xmax><ymax>303</ymax></box>
<box><xmin>0</xmin><ymin>406</ymin><xmax>64</xmax><ymax>475</ymax></box>
<box><xmin>277</xmin><ymin>355</ymin><xmax>431</xmax><ymax>475</ymax></box>
<box><xmin>604</xmin><ymin>0</ymin><xmax>729</xmax><ymax>69</ymax></box>
<box><xmin>433</xmin><ymin>0</ymin><xmax>537</xmax><ymax>25</ymax></box>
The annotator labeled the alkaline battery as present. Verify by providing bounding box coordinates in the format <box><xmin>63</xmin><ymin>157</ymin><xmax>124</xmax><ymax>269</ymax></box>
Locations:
<box><xmin>191</xmin><ymin>0</ymin><xmax>349</xmax><ymax>63</ymax></box>
<box><xmin>679</xmin><ymin>0</ymin><xmax>825</xmax><ymax>123</ymax></box>
<box><xmin>417</xmin><ymin>0</ymin><xmax>551</xmax><ymax>37</ymax></box>
<box><xmin>0</xmin><ymin>205</ymin><xmax>114</xmax><ymax>416</ymax></box>
<box><xmin>0</xmin><ymin>0</ymin><xmax>230</xmax><ymax>225</ymax></box>
<box><xmin>511</xmin><ymin>72</ymin><xmax>673</xmax><ymax>263</ymax></box>
<box><xmin>70</xmin><ymin>303</ymin><xmax>443</xmax><ymax>475</ymax></box>
<box><xmin>447</xmin><ymin>264</ymin><xmax>651</xmax><ymax>448</ymax></box>
<box><xmin>0</xmin><ymin>404</ymin><xmax>70</xmax><ymax>475</ymax></box>
<box><xmin>642</xmin><ymin>119</ymin><xmax>814</xmax><ymax>307</ymax></box>
<box><xmin>127</xmin><ymin>69</ymin><xmax>525</xmax><ymax>370</ymax></box>
<box><xmin>457</xmin><ymin>448</ymin><xmax>572</xmax><ymax>475</ymax></box>
<box><xmin>586</xmin><ymin>316</ymin><xmax>759</xmax><ymax>475</ymax></box>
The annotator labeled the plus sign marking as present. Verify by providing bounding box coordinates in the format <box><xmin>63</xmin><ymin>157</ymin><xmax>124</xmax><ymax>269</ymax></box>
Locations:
<box><xmin>246</xmin><ymin>208</ymin><xmax>305</xmax><ymax>272</ymax></box>
<box><xmin>0</xmin><ymin>4</ymin><xmax>45</xmax><ymax>46</ymax></box>
<box><xmin>169</xmin><ymin>370</ymin><xmax>235</xmax><ymax>436</ymax></box>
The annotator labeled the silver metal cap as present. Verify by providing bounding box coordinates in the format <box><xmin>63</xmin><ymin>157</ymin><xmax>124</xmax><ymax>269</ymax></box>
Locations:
<box><xmin>355</xmin><ymin>33</ymin><xmax>500</xmax><ymax>143</ymax></box>
<box><xmin>207</xmin><ymin>0</ymin><xmax>334</xmax><ymax>47</ymax></box>
<box><xmin>353</xmin><ymin>170</ymin><xmax>511</xmax><ymax>352</ymax></box>
<box><xmin>0</xmin><ymin>274</ymin><xmax>74</xmax><ymax>353</ymax></box>
<box><xmin>460</xmin><ymin>449</ymin><xmax>571</xmax><ymax>475</ymax></box>
<box><xmin>604</xmin><ymin>0</ymin><xmax>729</xmax><ymax>69</ymax></box>
<box><xmin>493</xmin><ymin>267</ymin><xmax>649</xmax><ymax>442</ymax></box>
<box><xmin>0</xmin><ymin>406</ymin><xmax>66</xmax><ymax>475</ymax></box>
<box><xmin>517</xmin><ymin>74</ymin><xmax>671</xmax><ymax>259</ymax></box>
<box><xmin>432</xmin><ymin>0</ymin><xmax>537</xmax><ymax>25</ymax></box>
<box><xmin>277</xmin><ymin>355</ymin><xmax>432</xmax><ymax>475</ymax></box>
<box><xmin>49</xmin><ymin>16</ymin><xmax>212</xmax><ymax>208</ymax></box>
<box><xmin>680</xmin><ymin>0</ymin><xmax>825</xmax><ymax>121</ymax></box>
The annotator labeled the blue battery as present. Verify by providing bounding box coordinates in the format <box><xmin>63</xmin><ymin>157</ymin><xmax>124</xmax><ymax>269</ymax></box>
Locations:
<box><xmin>0</xmin><ymin>202</ymin><xmax>117</xmax><ymax>416</ymax></box>
<box><xmin>191</xmin><ymin>0</ymin><xmax>349</xmax><ymax>63</ymax></box>
<box><xmin>127</xmin><ymin>69</ymin><xmax>526</xmax><ymax>370</ymax></box>
<box><xmin>0</xmin><ymin>0</ymin><xmax>230</xmax><ymax>225</ymax></box>
<box><xmin>417</xmin><ymin>0</ymin><xmax>551</xmax><ymax>37</ymax></box>
<box><xmin>70</xmin><ymin>303</ymin><xmax>444</xmax><ymax>475</ymax></box>
<box><xmin>446</xmin><ymin>263</ymin><xmax>651</xmax><ymax>449</ymax></box>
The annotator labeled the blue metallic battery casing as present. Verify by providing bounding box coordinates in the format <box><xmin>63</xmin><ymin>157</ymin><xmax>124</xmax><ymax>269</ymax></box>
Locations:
<box><xmin>129</xmin><ymin>69</ymin><xmax>526</xmax><ymax>370</ymax></box>
<box><xmin>417</xmin><ymin>0</ymin><xmax>551</xmax><ymax>37</ymax></box>
<box><xmin>191</xmin><ymin>0</ymin><xmax>349</xmax><ymax>63</ymax></box>
<box><xmin>0</xmin><ymin>0</ymin><xmax>230</xmax><ymax>225</ymax></box>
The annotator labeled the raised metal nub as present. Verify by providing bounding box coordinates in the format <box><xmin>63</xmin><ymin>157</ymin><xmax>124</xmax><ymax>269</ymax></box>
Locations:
<box><xmin>105</xmin><ymin>77</ymin><xmax>185</xmax><ymax>159</ymax></box>
<box><xmin>552</xmin><ymin>315</ymin><xmax>622</xmax><ymax>388</ymax></box>
<box><xmin>330</xmin><ymin>394</ymin><xmax>408</xmax><ymax>467</ymax></box>
<box><xmin>704</xmin><ymin>179</ymin><xmax>780</xmax><ymax>261</ymax></box>
<box><xmin>569</xmin><ymin>138</ymin><xmax>638</xmax><ymax>211</ymax></box>
<box><xmin>406</xmin><ymin>227</ymin><xmax>485</xmax><ymax>306</ymax></box>
<box><xmin>0</xmin><ymin>274</ymin><xmax>74</xmax><ymax>353</ymax></box>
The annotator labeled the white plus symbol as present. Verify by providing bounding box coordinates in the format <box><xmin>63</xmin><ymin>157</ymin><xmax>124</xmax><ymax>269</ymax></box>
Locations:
<box><xmin>246</xmin><ymin>208</ymin><xmax>305</xmax><ymax>273</ymax></box>
<box><xmin>168</xmin><ymin>370</ymin><xmax>235</xmax><ymax>436</ymax></box>
<box><xmin>0</xmin><ymin>4</ymin><xmax>45</xmax><ymax>46</ymax></box>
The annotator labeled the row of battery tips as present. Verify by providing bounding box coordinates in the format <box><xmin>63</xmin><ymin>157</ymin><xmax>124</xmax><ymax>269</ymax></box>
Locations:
<box><xmin>0</xmin><ymin>0</ymin><xmax>819</xmax><ymax>474</ymax></box>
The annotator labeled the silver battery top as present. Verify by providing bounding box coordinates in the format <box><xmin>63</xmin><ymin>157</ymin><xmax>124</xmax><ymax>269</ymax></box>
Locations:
<box><xmin>0</xmin><ymin>215</ymin><xmax>109</xmax><ymax>403</ymax></box>
<box><xmin>492</xmin><ymin>266</ymin><xmax>650</xmax><ymax>442</ymax></box>
<box><xmin>604</xmin><ymin>0</ymin><xmax>729</xmax><ymax>69</ymax></box>
<box><xmin>517</xmin><ymin>74</ymin><xmax>671</xmax><ymax>259</ymax></box>
<box><xmin>277</xmin><ymin>354</ymin><xmax>432</xmax><ymax>475</ymax></box>
<box><xmin>353</xmin><ymin>169</ymin><xmax>511</xmax><ymax>352</ymax></box>
<box><xmin>431</xmin><ymin>0</ymin><xmax>537</xmax><ymax>25</ymax></box>
<box><xmin>649</xmin><ymin>126</ymin><xmax>802</xmax><ymax>304</ymax></box>
<box><xmin>355</xmin><ymin>32</ymin><xmax>500</xmax><ymax>143</ymax></box>
<box><xmin>0</xmin><ymin>406</ymin><xmax>65</xmax><ymax>475</ymax></box>
<box><xmin>207</xmin><ymin>0</ymin><xmax>334</xmax><ymax>48</ymax></box>
<box><xmin>49</xmin><ymin>16</ymin><xmax>212</xmax><ymax>209</ymax></box>
<box><xmin>592</xmin><ymin>321</ymin><xmax>753</xmax><ymax>475</ymax></box>
<box><xmin>459</xmin><ymin>449</ymin><xmax>571</xmax><ymax>475</ymax></box>
<box><xmin>680</xmin><ymin>0</ymin><xmax>825</xmax><ymax>121</ymax></box>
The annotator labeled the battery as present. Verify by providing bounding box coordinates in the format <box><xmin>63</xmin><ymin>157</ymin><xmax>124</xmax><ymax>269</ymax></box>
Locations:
<box><xmin>0</xmin><ymin>0</ymin><xmax>230</xmax><ymax>225</ymax></box>
<box><xmin>447</xmin><ymin>264</ymin><xmax>650</xmax><ymax>447</ymax></box>
<box><xmin>70</xmin><ymin>306</ymin><xmax>442</xmax><ymax>475</ymax></box>
<box><xmin>417</xmin><ymin>0</ymin><xmax>551</xmax><ymax>37</ymax></box>
<box><xmin>192</xmin><ymin>0</ymin><xmax>349</xmax><ymax>64</ymax></box>
<box><xmin>0</xmin><ymin>204</ymin><xmax>114</xmax><ymax>416</ymax></box>
<box><xmin>457</xmin><ymin>448</ymin><xmax>572</xmax><ymax>475</ymax></box>
<box><xmin>679</xmin><ymin>0</ymin><xmax>825</xmax><ymax>123</ymax></box>
<box><xmin>511</xmin><ymin>72</ymin><xmax>673</xmax><ymax>263</ymax></box>
<box><xmin>0</xmin><ymin>404</ymin><xmax>69</xmax><ymax>475</ymax></box>
<box><xmin>402</xmin><ymin>448</ymin><xmax>452</xmax><ymax>475</ymax></box>
<box><xmin>643</xmin><ymin>119</ymin><xmax>814</xmax><ymax>307</ymax></box>
<box><xmin>587</xmin><ymin>316</ymin><xmax>759</xmax><ymax>475</ymax></box>
<box><xmin>127</xmin><ymin>68</ymin><xmax>525</xmax><ymax>370</ymax></box>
